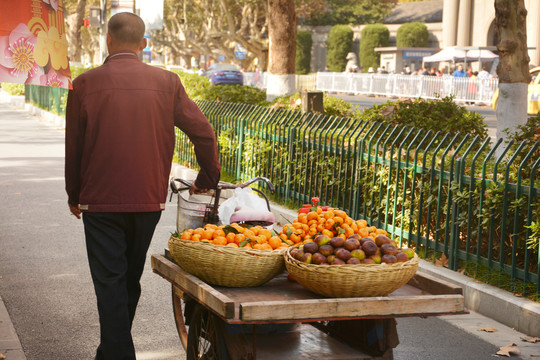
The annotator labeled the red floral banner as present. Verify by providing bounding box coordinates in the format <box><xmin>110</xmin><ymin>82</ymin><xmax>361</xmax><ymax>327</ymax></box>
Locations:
<box><xmin>0</xmin><ymin>0</ymin><xmax>72</xmax><ymax>89</ymax></box>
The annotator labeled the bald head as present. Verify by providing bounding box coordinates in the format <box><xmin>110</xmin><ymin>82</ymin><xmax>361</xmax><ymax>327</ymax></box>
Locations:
<box><xmin>106</xmin><ymin>12</ymin><xmax>146</xmax><ymax>53</ymax></box>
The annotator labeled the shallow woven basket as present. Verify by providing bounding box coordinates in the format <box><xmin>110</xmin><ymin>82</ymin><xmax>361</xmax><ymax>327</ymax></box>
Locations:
<box><xmin>284</xmin><ymin>245</ymin><xmax>419</xmax><ymax>298</ymax></box>
<box><xmin>168</xmin><ymin>236</ymin><xmax>286</xmax><ymax>287</ymax></box>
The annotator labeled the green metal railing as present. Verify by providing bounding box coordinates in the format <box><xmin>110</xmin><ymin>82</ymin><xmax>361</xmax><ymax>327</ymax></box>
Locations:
<box><xmin>25</xmin><ymin>85</ymin><xmax>69</xmax><ymax>115</ymax></box>
<box><xmin>175</xmin><ymin>100</ymin><xmax>540</xmax><ymax>297</ymax></box>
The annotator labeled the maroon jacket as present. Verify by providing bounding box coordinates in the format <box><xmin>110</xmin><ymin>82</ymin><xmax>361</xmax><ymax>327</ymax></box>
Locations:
<box><xmin>65</xmin><ymin>51</ymin><xmax>220</xmax><ymax>212</ymax></box>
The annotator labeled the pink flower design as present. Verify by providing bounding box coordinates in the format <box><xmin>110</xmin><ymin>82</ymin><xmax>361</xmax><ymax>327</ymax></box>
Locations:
<box><xmin>39</xmin><ymin>68</ymin><xmax>68</xmax><ymax>88</ymax></box>
<box><xmin>42</xmin><ymin>0</ymin><xmax>59</xmax><ymax>11</ymax></box>
<box><xmin>0</xmin><ymin>23</ymin><xmax>40</xmax><ymax>84</ymax></box>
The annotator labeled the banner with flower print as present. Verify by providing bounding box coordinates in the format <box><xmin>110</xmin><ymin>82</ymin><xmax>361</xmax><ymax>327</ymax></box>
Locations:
<box><xmin>0</xmin><ymin>0</ymin><xmax>72</xmax><ymax>89</ymax></box>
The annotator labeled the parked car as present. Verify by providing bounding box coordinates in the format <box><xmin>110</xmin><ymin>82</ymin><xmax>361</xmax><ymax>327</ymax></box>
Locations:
<box><xmin>204</xmin><ymin>64</ymin><xmax>243</xmax><ymax>85</ymax></box>
<box><xmin>492</xmin><ymin>66</ymin><xmax>540</xmax><ymax>114</ymax></box>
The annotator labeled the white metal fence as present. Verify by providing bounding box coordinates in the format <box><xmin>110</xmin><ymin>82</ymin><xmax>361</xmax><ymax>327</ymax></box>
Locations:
<box><xmin>243</xmin><ymin>72</ymin><xmax>498</xmax><ymax>104</ymax></box>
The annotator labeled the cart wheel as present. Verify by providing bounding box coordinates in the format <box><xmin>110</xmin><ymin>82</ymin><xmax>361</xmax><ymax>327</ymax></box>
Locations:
<box><xmin>172</xmin><ymin>285</ymin><xmax>189</xmax><ymax>350</ymax></box>
<box><xmin>186</xmin><ymin>303</ymin><xmax>230</xmax><ymax>360</ymax></box>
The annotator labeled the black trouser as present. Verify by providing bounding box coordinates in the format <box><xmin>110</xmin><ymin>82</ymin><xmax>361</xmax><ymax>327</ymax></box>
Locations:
<box><xmin>83</xmin><ymin>211</ymin><xmax>162</xmax><ymax>360</ymax></box>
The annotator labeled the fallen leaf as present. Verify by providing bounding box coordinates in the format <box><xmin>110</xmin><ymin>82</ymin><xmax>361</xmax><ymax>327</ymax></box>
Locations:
<box><xmin>0</xmin><ymin>353</ymin><xmax>5</xmax><ymax>359</ymax></box>
<box><xmin>496</xmin><ymin>343</ymin><xmax>521</xmax><ymax>357</ymax></box>
<box><xmin>435</xmin><ymin>253</ymin><xmax>449</xmax><ymax>267</ymax></box>
<box><xmin>457</xmin><ymin>268</ymin><xmax>466</xmax><ymax>275</ymax></box>
<box><xmin>514</xmin><ymin>293</ymin><xmax>523</xmax><ymax>297</ymax></box>
<box><xmin>520</xmin><ymin>336</ymin><xmax>540</xmax><ymax>343</ymax></box>
<box><xmin>480</xmin><ymin>327</ymin><xmax>497</xmax><ymax>332</ymax></box>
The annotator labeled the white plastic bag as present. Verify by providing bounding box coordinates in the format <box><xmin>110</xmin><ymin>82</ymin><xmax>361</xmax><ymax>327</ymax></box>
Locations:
<box><xmin>218</xmin><ymin>187</ymin><xmax>268</xmax><ymax>225</ymax></box>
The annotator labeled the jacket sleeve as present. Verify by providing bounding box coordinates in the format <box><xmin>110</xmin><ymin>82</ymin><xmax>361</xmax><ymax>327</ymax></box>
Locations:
<box><xmin>173</xmin><ymin>79</ymin><xmax>221</xmax><ymax>189</ymax></box>
<box><xmin>64</xmin><ymin>88</ymin><xmax>84</xmax><ymax>206</ymax></box>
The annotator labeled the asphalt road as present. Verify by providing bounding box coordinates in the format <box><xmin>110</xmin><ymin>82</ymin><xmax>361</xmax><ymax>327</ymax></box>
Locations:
<box><xmin>0</xmin><ymin>102</ymin><xmax>533</xmax><ymax>359</ymax></box>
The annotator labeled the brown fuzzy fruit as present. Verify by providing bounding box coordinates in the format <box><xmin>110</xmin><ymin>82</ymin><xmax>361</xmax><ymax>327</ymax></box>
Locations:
<box><xmin>312</xmin><ymin>252</ymin><xmax>327</xmax><ymax>264</ymax></box>
<box><xmin>362</xmin><ymin>241</ymin><xmax>378</xmax><ymax>256</ymax></box>
<box><xmin>335</xmin><ymin>248</ymin><xmax>352</xmax><ymax>262</ymax></box>
<box><xmin>395</xmin><ymin>252</ymin><xmax>409</xmax><ymax>262</ymax></box>
<box><xmin>344</xmin><ymin>238</ymin><xmax>361</xmax><ymax>251</ymax></box>
<box><xmin>319</xmin><ymin>244</ymin><xmax>334</xmax><ymax>256</ymax></box>
<box><xmin>330</xmin><ymin>237</ymin><xmax>345</xmax><ymax>248</ymax></box>
<box><xmin>380</xmin><ymin>243</ymin><xmax>398</xmax><ymax>255</ymax></box>
<box><xmin>375</xmin><ymin>234</ymin><xmax>392</xmax><ymax>247</ymax></box>
<box><xmin>381</xmin><ymin>254</ymin><xmax>397</xmax><ymax>264</ymax></box>
<box><xmin>370</xmin><ymin>254</ymin><xmax>382</xmax><ymax>264</ymax></box>
<box><xmin>303</xmin><ymin>241</ymin><xmax>319</xmax><ymax>254</ymax></box>
<box><xmin>350</xmin><ymin>249</ymin><xmax>366</xmax><ymax>261</ymax></box>
<box><xmin>314</xmin><ymin>234</ymin><xmax>331</xmax><ymax>246</ymax></box>
<box><xmin>360</xmin><ymin>237</ymin><xmax>375</xmax><ymax>245</ymax></box>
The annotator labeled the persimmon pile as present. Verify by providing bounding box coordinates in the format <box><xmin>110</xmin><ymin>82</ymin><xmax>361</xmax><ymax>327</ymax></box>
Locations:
<box><xmin>177</xmin><ymin>223</ymin><xmax>289</xmax><ymax>251</ymax></box>
<box><xmin>279</xmin><ymin>206</ymin><xmax>389</xmax><ymax>245</ymax></box>
<box><xmin>175</xmin><ymin>206</ymin><xmax>390</xmax><ymax>252</ymax></box>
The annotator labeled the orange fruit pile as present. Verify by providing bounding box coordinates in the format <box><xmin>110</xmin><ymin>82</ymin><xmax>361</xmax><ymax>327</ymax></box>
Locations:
<box><xmin>178</xmin><ymin>223</ymin><xmax>289</xmax><ymax>251</ymax></box>
<box><xmin>279</xmin><ymin>207</ymin><xmax>388</xmax><ymax>244</ymax></box>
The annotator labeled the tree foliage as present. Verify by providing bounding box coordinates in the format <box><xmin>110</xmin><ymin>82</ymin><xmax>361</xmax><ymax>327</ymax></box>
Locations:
<box><xmin>296</xmin><ymin>30</ymin><xmax>312</xmax><ymax>74</ymax></box>
<box><xmin>359</xmin><ymin>23</ymin><xmax>389</xmax><ymax>70</ymax></box>
<box><xmin>396</xmin><ymin>21</ymin><xmax>429</xmax><ymax>48</ymax></box>
<box><xmin>327</xmin><ymin>25</ymin><xmax>354</xmax><ymax>72</ymax></box>
<box><xmin>299</xmin><ymin>0</ymin><xmax>396</xmax><ymax>26</ymax></box>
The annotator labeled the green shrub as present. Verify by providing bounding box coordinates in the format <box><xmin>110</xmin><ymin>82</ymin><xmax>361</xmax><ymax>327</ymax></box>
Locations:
<box><xmin>171</xmin><ymin>70</ymin><xmax>268</xmax><ymax>106</ymax></box>
<box><xmin>326</xmin><ymin>25</ymin><xmax>353</xmax><ymax>72</ymax></box>
<box><xmin>356</xmin><ymin>96</ymin><xmax>488</xmax><ymax>137</ymax></box>
<box><xmin>359</xmin><ymin>24</ymin><xmax>389</xmax><ymax>70</ymax></box>
<box><xmin>396</xmin><ymin>22</ymin><xmax>429</xmax><ymax>48</ymax></box>
<box><xmin>1</xmin><ymin>83</ymin><xmax>25</xmax><ymax>96</ymax></box>
<box><xmin>198</xmin><ymin>84</ymin><xmax>269</xmax><ymax>106</ymax></box>
<box><xmin>70</xmin><ymin>65</ymin><xmax>97</xmax><ymax>79</ymax></box>
<box><xmin>173</xmin><ymin>70</ymin><xmax>212</xmax><ymax>99</ymax></box>
<box><xmin>296</xmin><ymin>30</ymin><xmax>313</xmax><ymax>75</ymax></box>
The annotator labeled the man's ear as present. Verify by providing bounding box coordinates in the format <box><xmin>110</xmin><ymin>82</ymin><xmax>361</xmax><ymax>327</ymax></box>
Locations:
<box><xmin>139</xmin><ymin>38</ymin><xmax>147</xmax><ymax>52</ymax></box>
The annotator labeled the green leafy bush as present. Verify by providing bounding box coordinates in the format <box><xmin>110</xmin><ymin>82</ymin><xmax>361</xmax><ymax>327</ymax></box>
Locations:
<box><xmin>173</xmin><ymin>70</ymin><xmax>268</xmax><ymax>106</ymax></box>
<box><xmin>70</xmin><ymin>65</ymin><xmax>97</xmax><ymax>79</ymax></box>
<box><xmin>198</xmin><ymin>84</ymin><xmax>269</xmax><ymax>106</ymax></box>
<box><xmin>356</xmin><ymin>96</ymin><xmax>488</xmax><ymax>138</ymax></box>
<box><xmin>396</xmin><ymin>22</ymin><xmax>429</xmax><ymax>48</ymax></box>
<box><xmin>327</xmin><ymin>25</ymin><xmax>354</xmax><ymax>72</ymax></box>
<box><xmin>359</xmin><ymin>24</ymin><xmax>389</xmax><ymax>70</ymax></box>
<box><xmin>296</xmin><ymin>30</ymin><xmax>313</xmax><ymax>75</ymax></box>
<box><xmin>1</xmin><ymin>83</ymin><xmax>25</xmax><ymax>96</ymax></box>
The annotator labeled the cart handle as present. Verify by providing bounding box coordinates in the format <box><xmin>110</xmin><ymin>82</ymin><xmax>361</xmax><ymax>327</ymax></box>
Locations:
<box><xmin>169</xmin><ymin>177</ymin><xmax>275</xmax><ymax>211</ymax></box>
<box><xmin>170</xmin><ymin>177</ymin><xmax>275</xmax><ymax>194</ymax></box>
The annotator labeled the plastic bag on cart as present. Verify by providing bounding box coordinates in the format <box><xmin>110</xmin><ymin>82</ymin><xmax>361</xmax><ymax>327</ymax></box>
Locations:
<box><xmin>218</xmin><ymin>187</ymin><xmax>271</xmax><ymax>225</ymax></box>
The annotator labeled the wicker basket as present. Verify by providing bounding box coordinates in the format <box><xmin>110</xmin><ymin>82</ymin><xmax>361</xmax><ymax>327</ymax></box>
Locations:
<box><xmin>284</xmin><ymin>245</ymin><xmax>419</xmax><ymax>297</ymax></box>
<box><xmin>168</xmin><ymin>236</ymin><xmax>286</xmax><ymax>287</ymax></box>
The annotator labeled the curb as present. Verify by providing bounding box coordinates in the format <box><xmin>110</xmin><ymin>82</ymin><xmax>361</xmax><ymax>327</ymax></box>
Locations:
<box><xmin>418</xmin><ymin>261</ymin><xmax>540</xmax><ymax>337</ymax></box>
<box><xmin>0</xmin><ymin>296</ymin><xmax>26</xmax><ymax>360</ymax></box>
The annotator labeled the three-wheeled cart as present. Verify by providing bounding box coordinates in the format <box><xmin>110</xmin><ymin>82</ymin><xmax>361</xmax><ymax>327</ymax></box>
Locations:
<box><xmin>152</xmin><ymin>252</ymin><xmax>467</xmax><ymax>360</ymax></box>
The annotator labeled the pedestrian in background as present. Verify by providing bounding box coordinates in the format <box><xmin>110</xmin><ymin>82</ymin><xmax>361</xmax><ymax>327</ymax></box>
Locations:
<box><xmin>453</xmin><ymin>64</ymin><xmax>469</xmax><ymax>77</ymax></box>
<box><xmin>64</xmin><ymin>12</ymin><xmax>220</xmax><ymax>360</ymax></box>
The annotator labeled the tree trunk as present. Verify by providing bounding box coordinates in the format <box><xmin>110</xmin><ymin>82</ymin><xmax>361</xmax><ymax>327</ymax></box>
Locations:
<box><xmin>495</xmin><ymin>0</ymin><xmax>531</xmax><ymax>142</ymax></box>
<box><xmin>267</xmin><ymin>0</ymin><xmax>296</xmax><ymax>100</ymax></box>
<box><xmin>66</xmin><ymin>0</ymin><xmax>86</xmax><ymax>64</ymax></box>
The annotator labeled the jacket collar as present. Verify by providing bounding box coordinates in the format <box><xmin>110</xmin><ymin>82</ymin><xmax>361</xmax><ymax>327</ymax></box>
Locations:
<box><xmin>104</xmin><ymin>51</ymin><xmax>139</xmax><ymax>63</ymax></box>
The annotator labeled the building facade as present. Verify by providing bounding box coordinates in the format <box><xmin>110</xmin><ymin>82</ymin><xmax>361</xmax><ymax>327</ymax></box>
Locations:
<box><xmin>442</xmin><ymin>0</ymin><xmax>540</xmax><ymax>66</ymax></box>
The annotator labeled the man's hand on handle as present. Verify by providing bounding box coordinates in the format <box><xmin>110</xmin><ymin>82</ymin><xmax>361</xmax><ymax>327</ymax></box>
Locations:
<box><xmin>69</xmin><ymin>203</ymin><xmax>81</xmax><ymax>219</ymax></box>
<box><xmin>189</xmin><ymin>183</ymin><xmax>209</xmax><ymax>195</ymax></box>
